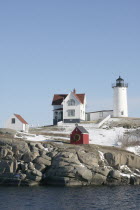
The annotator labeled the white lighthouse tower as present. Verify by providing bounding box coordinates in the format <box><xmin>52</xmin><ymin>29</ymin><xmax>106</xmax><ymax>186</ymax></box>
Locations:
<box><xmin>112</xmin><ymin>76</ymin><xmax>128</xmax><ymax>117</ymax></box>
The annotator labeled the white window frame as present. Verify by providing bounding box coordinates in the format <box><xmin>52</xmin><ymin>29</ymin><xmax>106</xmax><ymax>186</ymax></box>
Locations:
<box><xmin>68</xmin><ymin>110</ymin><xmax>75</xmax><ymax>117</ymax></box>
<box><xmin>67</xmin><ymin>99</ymin><xmax>75</xmax><ymax>106</ymax></box>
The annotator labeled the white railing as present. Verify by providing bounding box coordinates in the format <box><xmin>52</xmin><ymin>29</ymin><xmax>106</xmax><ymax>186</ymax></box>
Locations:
<box><xmin>94</xmin><ymin>115</ymin><xmax>111</xmax><ymax>128</ymax></box>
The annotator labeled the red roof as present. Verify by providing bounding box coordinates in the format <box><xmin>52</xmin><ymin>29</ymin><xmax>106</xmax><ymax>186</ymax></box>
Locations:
<box><xmin>14</xmin><ymin>114</ymin><xmax>28</xmax><ymax>124</ymax></box>
<box><xmin>52</xmin><ymin>93</ymin><xmax>85</xmax><ymax>105</ymax></box>
<box><xmin>75</xmin><ymin>94</ymin><xmax>85</xmax><ymax>104</ymax></box>
<box><xmin>52</xmin><ymin>94</ymin><xmax>67</xmax><ymax>105</ymax></box>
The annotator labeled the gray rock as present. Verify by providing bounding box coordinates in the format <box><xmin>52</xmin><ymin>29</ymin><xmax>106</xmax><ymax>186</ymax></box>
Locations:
<box><xmin>43</xmin><ymin>144</ymin><xmax>54</xmax><ymax>152</ymax></box>
<box><xmin>76</xmin><ymin>166</ymin><xmax>93</xmax><ymax>181</ymax></box>
<box><xmin>108</xmin><ymin>170</ymin><xmax>121</xmax><ymax>179</ymax></box>
<box><xmin>91</xmin><ymin>173</ymin><xmax>106</xmax><ymax>185</ymax></box>
<box><xmin>39</xmin><ymin>150</ymin><xmax>47</xmax><ymax>156</ymax></box>
<box><xmin>14</xmin><ymin>153</ymin><xmax>23</xmax><ymax>161</ymax></box>
<box><xmin>35</xmin><ymin>163</ymin><xmax>46</xmax><ymax>172</ymax></box>
<box><xmin>54</xmin><ymin>152</ymin><xmax>80</xmax><ymax>165</ymax></box>
<box><xmin>134</xmin><ymin>169</ymin><xmax>140</xmax><ymax>175</ymax></box>
<box><xmin>77</xmin><ymin>150</ymin><xmax>99</xmax><ymax>167</ymax></box>
<box><xmin>31</xmin><ymin>169</ymin><xmax>42</xmax><ymax>177</ymax></box>
<box><xmin>28</xmin><ymin>162</ymin><xmax>35</xmax><ymax>170</ymax></box>
<box><xmin>29</xmin><ymin>143</ymin><xmax>36</xmax><ymax>147</ymax></box>
<box><xmin>36</xmin><ymin>143</ymin><xmax>44</xmax><ymax>150</ymax></box>
<box><xmin>0</xmin><ymin>160</ymin><xmax>15</xmax><ymax>173</ymax></box>
<box><xmin>66</xmin><ymin>179</ymin><xmax>83</xmax><ymax>186</ymax></box>
<box><xmin>21</xmin><ymin>163</ymin><xmax>28</xmax><ymax>171</ymax></box>
<box><xmin>4</xmin><ymin>155</ymin><xmax>15</xmax><ymax>161</ymax></box>
<box><xmin>7</xmin><ymin>149</ymin><xmax>14</xmax><ymax>156</ymax></box>
<box><xmin>92</xmin><ymin>166</ymin><xmax>110</xmax><ymax>177</ymax></box>
<box><xmin>104</xmin><ymin>153</ymin><xmax>115</xmax><ymax>166</ymax></box>
<box><xmin>33</xmin><ymin>157</ymin><xmax>51</xmax><ymax>166</ymax></box>
<box><xmin>47</xmin><ymin>165</ymin><xmax>75</xmax><ymax>178</ymax></box>
<box><xmin>26</xmin><ymin>173</ymin><xmax>42</xmax><ymax>182</ymax></box>
<box><xmin>0</xmin><ymin>148</ymin><xmax>8</xmax><ymax>158</ymax></box>
<box><xmin>120</xmin><ymin>175</ymin><xmax>130</xmax><ymax>185</ymax></box>
<box><xmin>19</xmin><ymin>173</ymin><xmax>26</xmax><ymax>180</ymax></box>
<box><xmin>30</xmin><ymin>146</ymin><xmax>39</xmax><ymax>153</ymax></box>
<box><xmin>130</xmin><ymin>176</ymin><xmax>139</xmax><ymax>185</ymax></box>
<box><xmin>11</xmin><ymin>141</ymin><xmax>30</xmax><ymax>154</ymax></box>
<box><xmin>41</xmin><ymin>154</ymin><xmax>51</xmax><ymax>161</ymax></box>
<box><xmin>48</xmin><ymin>151</ymin><xmax>58</xmax><ymax>158</ymax></box>
<box><xmin>22</xmin><ymin>152</ymin><xmax>39</xmax><ymax>163</ymax></box>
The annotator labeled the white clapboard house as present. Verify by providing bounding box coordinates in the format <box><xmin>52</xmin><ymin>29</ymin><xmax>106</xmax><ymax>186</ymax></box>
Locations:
<box><xmin>5</xmin><ymin>114</ymin><xmax>29</xmax><ymax>132</ymax></box>
<box><xmin>52</xmin><ymin>89</ymin><xmax>86</xmax><ymax>125</ymax></box>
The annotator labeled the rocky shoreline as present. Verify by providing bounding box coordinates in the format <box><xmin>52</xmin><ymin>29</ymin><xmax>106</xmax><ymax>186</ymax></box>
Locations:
<box><xmin>0</xmin><ymin>137</ymin><xmax>140</xmax><ymax>187</ymax></box>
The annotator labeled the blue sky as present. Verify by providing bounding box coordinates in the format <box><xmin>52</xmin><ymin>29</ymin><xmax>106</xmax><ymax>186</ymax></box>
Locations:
<box><xmin>0</xmin><ymin>0</ymin><xmax>140</xmax><ymax>126</ymax></box>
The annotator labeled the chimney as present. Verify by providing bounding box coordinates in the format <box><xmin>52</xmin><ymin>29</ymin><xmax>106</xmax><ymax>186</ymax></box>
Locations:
<box><xmin>73</xmin><ymin>88</ymin><xmax>76</xmax><ymax>94</ymax></box>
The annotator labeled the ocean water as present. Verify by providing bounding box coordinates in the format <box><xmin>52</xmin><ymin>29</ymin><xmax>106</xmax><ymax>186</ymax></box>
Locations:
<box><xmin>0</xmin><ymin>185</ymin><xmax>140</xmax><ymax>210</ymax></box>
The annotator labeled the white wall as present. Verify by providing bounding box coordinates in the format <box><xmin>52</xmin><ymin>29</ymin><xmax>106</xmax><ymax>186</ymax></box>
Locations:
<box><xmin>63</xmin><ymin>92</ymin><xmax>86</xmax><ymax>121</ymax></box>
<box><xmin>86</xmin><ymin>111</ymin><xmax>113</xmax><ymax>121</ymax></box>
<box><xmin>5</xmin><ymin>114</ymin><xmax>29</xmax><ymax>132</ymax></box>
<box><xmin>23</xmin><ymin>124</ymin><xmax>30</xmax><ymax>132</ymax></box>
<box><xmin>63</xmin><ymin>92</ymin><xmax>80</xmax><ymax>120</ymax></box>
<box><xmin>80</xmin><ymin>96</ymin><xmax>86</xmax><ymax>120</ymax></box>
<box><xmin>113</xmin><ymin>87</ymin><xmax>128</xmax><ymax>117</ymax></box>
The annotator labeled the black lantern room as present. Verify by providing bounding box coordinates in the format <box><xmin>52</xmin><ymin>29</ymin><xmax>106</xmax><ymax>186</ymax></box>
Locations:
<box><xmin>112</xmin><ymin>76</ymin><xmax>128</xmax><ymax>88</ymax></box>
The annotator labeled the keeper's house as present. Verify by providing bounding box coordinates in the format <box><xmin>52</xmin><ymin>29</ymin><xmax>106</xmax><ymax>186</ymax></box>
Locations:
<box><xmin>5</xmin><ymin>114</ymin><xmax>29</xmax><ymax>132</ymax></box>
<box><xmin>52</xmin><ymin>89</ymin><xmax>86</xmax><ymax>125</ymax></box>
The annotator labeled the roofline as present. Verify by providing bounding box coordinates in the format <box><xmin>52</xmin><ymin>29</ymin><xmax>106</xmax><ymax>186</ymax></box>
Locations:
<box><xmin>14</xmin><ymin>114</ymin><xmax>28</xmax><ymax>124</ymax></box>
<box><xmin>71</xmin><ymin>92</ymin><xmax>82</xmax><ymax>104</ymax></box>
<box><xmin>86</xmin><ymin>110</ymin><xmax>113</xmax><ymax>114</ymax></box>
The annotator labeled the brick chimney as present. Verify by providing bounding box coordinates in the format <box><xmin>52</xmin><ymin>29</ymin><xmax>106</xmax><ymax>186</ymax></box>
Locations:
<box><xmin>73</xmin><ymin>88</ymin><xmax>76</xmax><ymax>94</ymax></box>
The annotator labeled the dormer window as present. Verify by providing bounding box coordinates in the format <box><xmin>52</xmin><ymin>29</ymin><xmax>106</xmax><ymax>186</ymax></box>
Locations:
<box><xmin>68</xmin><ymin>99</ymin><xmax>75</xmax><ymax>106</ymax></box>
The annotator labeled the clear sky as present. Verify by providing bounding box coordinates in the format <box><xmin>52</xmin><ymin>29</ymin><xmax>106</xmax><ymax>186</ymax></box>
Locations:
<box><xmin>0</xmin><ymin>0</ymin><xmax>140</xmax><ymax>126</ymax></box>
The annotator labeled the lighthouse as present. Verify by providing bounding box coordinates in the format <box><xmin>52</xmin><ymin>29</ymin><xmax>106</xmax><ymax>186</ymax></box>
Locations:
<box><xmin>112</xmin><ymin>76</ymin><xmax>128</xmax><ymax>117</ymax></box>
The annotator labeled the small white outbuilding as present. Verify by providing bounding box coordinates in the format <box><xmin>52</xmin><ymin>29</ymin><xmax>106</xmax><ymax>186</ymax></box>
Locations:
<box><xmin>5</xmin><ymin>114</ymin><xmax>29</xmax><ymax>132</ymax></box>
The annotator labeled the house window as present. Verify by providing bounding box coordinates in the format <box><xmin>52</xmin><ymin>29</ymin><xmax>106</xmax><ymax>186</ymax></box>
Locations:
<box><xmin>11</xmin><ymin>118</ymin><xmax>15</xmax><ymax>124</ymax></box>
<box><xmin>121</xmin><ymin>111</ymin><xmax>124</xmax><ymax>115</ymax></box>
<box><xmin>68</xmin><ymin>110</ymin><xmax>75</xmax><ymax>117</ymax></box>
<box><xmin>68</xmin><ymin>99</ymin><xmax>75</xmax><ymax>106</ymax></box>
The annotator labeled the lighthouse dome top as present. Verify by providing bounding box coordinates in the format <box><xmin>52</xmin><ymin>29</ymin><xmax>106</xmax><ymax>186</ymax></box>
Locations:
<box><xmin>116</xmin><ymin>76</ymin><xmax>124</xmax><ymax>82</ymax></box>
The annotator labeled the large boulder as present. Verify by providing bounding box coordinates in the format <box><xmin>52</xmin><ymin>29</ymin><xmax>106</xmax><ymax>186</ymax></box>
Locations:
<box><xmin>77</xmin><ymin>149</ymin><xmax>99</xmax><ymax>168</ymax></box>
<box><xmin>33</xmin><ymin>157</ymin><xmax>51</xmax><ymax>166</ymax></box>
<box><xmin>22</xmin><ymin>152</ymin><xmax>39</xmax><ymax>163</ymax></box>
<box><xmin>26</xmin><ymin>169</ymin><xmax>42</xmax><ymax>182</ymax></box>
<box><xmin>75</xmin><ymin>166</ymin><xmax>93</xmax><ymax>181</ymax></box>
<box><xmin>91</xmin><ymin>173</ymin><xmax>107</xmax><ymax>185</ymax></box>
<box><xmin>0</xmin><ymin>160</ymin><xmax>17</xmax><ymax>173</ymax></box>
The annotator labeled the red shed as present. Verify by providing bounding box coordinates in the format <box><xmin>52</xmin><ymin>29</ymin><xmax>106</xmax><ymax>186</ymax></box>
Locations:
<box><xmin>70</xmin><ymin>126</ymin><xmax>89</xmax><ymax>144</ymax></box>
